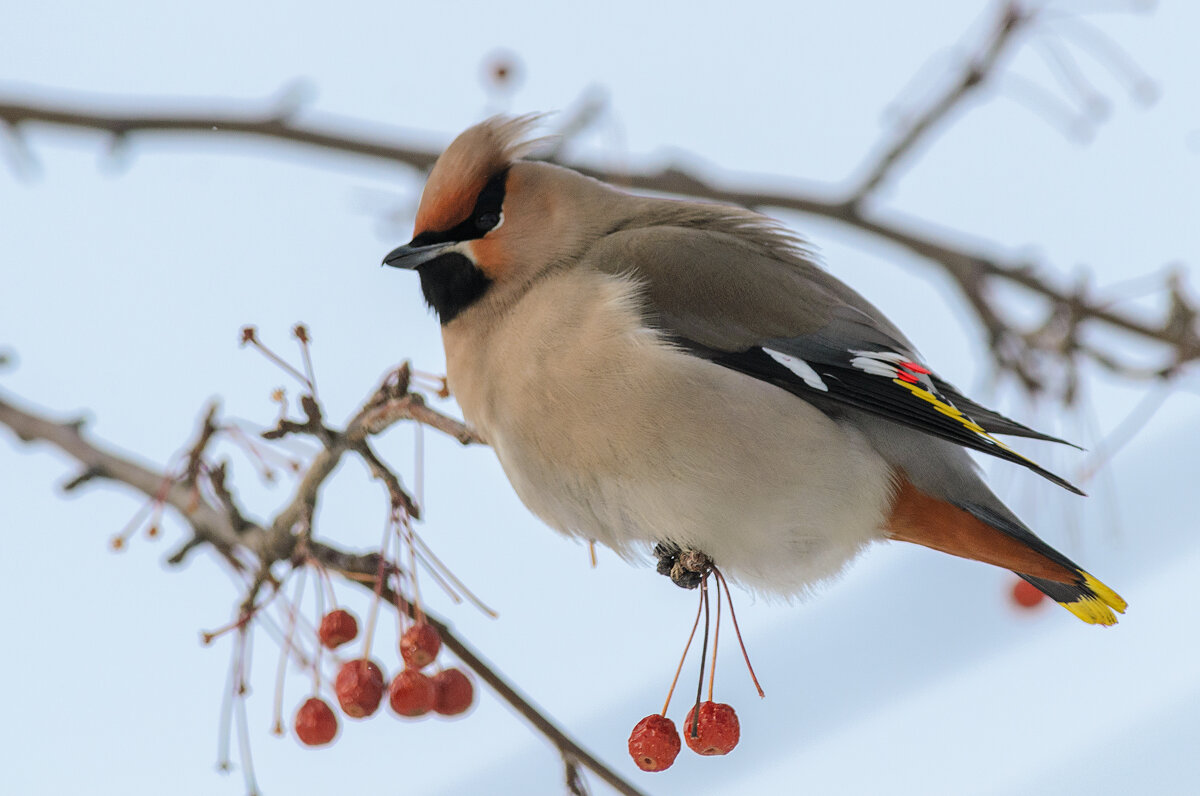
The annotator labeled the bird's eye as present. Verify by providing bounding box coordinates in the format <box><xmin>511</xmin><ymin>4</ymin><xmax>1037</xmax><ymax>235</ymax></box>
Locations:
<box><xmin>475</xmin><ymin>211</ymin><xmax>500</xmax><ymax>231</ymax></box>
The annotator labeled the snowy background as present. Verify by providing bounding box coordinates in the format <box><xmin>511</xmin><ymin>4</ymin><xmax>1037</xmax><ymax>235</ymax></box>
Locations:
<box><xmin>2</xmin><ymin>1</ymin><xmax>1198</xmax><ymax>794</ymax></box>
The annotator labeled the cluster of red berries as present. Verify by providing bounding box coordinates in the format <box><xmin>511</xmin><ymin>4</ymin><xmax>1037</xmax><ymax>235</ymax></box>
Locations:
<box><xmin>628</xmin><ymin>701</ymin><xmax>740</xmax><ymax>771</ymax></box>
<box><xmin>292</xmin><ymin>609</ymin><xmax>475</xmax><ymax>747</ymax></box>
<box><xmin>624</xmin><ymin>560</ymin><xmax>762</xmax><ymax>773</ymax></box>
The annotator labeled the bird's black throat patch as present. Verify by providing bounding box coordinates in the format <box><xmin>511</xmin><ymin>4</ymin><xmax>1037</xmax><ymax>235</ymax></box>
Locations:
<box><xmin>417</xmin><ymin>252</ymin><xmax>492</xmax><ymax>324</ymax></box>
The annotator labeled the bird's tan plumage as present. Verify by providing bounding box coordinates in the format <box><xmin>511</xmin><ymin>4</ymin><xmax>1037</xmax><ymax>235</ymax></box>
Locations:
<box><xmin>442</xmin><ymin>259</ymin><xmax>895</xmax><ymax>592</ymax></box>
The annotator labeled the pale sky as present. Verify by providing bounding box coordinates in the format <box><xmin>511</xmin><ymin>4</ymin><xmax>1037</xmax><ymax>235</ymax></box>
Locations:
<box><xmin>2</xmin><ymin>1</ymin><xmax>1198</xmax><ymax>794</ymax></box>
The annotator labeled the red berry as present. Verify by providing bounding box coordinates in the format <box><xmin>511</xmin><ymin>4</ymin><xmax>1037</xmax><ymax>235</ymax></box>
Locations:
<box><xmin>432</xmin><ymin>668</ymin><xmax>474</xmax><ymax>717</ymax></box>
<box><xmin>318</xmin><ymin>609</ymin><xmax>359</xmax><ymax>649</ymax></box>
<box><xmin>399</xmin><ymin>623</ymin><xmax>442</xmax><ymax>670</ymax></box>
<box><xmin>388</xmin><ymin>669</ymin><xmax>436</xmax><ymax>717</ymax></box>
<box><xmin>334</xmin><ymin>659</ymin><xmax>385</xmax><ymax>718</ymax></box>
<box><xmin>627</xmin><ymin>714</ymin><xmax>681</xmax><ymax>772</ymax></box>
<box><xmin>294</xmin><ymin>697</ymin><xmax>338</xmax><ymax>747</ymax></box>
<box><xmin>1012</xmin><ymin>578</ymin><xmax>1046</xmax><ymax>609</ymax></box>
<box><xmin>683</xmin><ymin>701</ymin><xmax>740</xmax><ymax>756</ymax></box>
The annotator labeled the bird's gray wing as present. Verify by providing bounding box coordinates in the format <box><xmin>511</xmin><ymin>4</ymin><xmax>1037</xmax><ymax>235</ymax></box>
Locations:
<box><xmin>583</xmin><ymin>223</ymin><xmax>1082</xmax><ymax>494</ymax></box>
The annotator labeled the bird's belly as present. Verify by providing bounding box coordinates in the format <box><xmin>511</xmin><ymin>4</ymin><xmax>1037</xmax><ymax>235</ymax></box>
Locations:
<box><xmin>487</xmin><ymin>369</ymin><xmax>894</xmax><ymax>595</ymax></box>
<box><xmin>443</xmin><ymin>271</ymin><xmax>895</xmax><ymax>595</ymax></box>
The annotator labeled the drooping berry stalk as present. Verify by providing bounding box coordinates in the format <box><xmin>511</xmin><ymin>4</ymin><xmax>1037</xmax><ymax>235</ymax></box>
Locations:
<box><xmin>359</xmin><ymin>513</ymin><xmax>393</xmax><ymax>658</ymax></box>
<box><xmin>292</xmin><ymin>324</ymin><xmax>319</xmax><ymax>403</ymax></box>
<box><xmin>407</xmin><ymin>524</ymin><xmax>498</xmax><ymax>617</ymax></box>
<box><xmin>661</xmin><ymin>580</ymin><xmax>706</xmax><ymax>716</ymax></box>
<box><xmin>272</xmin><ymin>568</ymin><xmax>307</xmax><ymax>735</ymax></box>
<box><xmin>232</xmin><ymin>625</ymin><xmax>260</xmax><ymax>795</ymax></box>
<box><xmin>708</xmin><ymin>574</ymin><xmax>722</xmax><ymax>703</ymax></box>
<box><xmin>398</xmin><ymin>511</ymin><xmax>424</xmax><ymax>625</ymax></box>
<box><xmin>239</xmin><ymin>326</ymin><xmax>310</xmax><ymax>389</ymax></box>
<box><xmin>712</xmin><ymin>566</ymin><xmax>765</xmax><ymax>698</ymax></box>
<box><xmin>689</xmin><ymin>578</ymin><xmax>711</xmax><ymax>740</ymax></box>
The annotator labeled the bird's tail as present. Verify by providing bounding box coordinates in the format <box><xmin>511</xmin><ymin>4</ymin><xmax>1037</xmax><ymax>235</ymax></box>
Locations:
<box><xmin>886</xmin><ymin>480</ymin><xmax>1128</xmax><ymax>626</ymax></box>
<box><xmin>1016</xmin><ymin>570</ymin><xmax>1128</xmax><ymax>626</ymax></box>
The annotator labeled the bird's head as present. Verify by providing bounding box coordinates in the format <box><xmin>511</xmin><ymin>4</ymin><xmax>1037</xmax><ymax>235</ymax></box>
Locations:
<box><xmin>383</xmin><ymin>115</ymin><xmax>622</xmax><ymax>324</ymax></box>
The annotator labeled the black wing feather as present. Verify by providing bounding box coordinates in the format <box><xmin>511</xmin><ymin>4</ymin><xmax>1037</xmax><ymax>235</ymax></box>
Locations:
<box><xmin>928</xmin><ymin>376</ymin><xmax>1081</xmax><ymax>448</ymax></box>
<box><xmin>702</xmin><ymin>345</ymin><xmax>1085</xmax><ymax>496</ymax></box>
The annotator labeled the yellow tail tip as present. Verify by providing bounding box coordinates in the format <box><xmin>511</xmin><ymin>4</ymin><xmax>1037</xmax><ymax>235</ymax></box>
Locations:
<box><xmin>1083</xmin><ymin>572</ymin><xmax>1128</xmax><ymax>614</ymax></box>
<box><xmin>1059</xmin><ymin>572</ymin><xmax>1127</xmax><ymax>626</ymax></box>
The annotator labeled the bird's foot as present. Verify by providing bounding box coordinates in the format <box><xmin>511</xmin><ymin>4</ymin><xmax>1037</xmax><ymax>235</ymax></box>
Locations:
<box><xmin>653</xmin><ymin>542</ymin><xmax>713</xmax><ymax>590</ymax></box>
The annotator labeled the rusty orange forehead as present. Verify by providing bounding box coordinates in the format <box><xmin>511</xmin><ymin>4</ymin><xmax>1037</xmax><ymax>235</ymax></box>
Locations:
<box><xmin>414</xmin><ymin>175</ymin><xmax>486</xmax><ymax>234</ymax></box>
<box><xmin>413</xmin><ymin>115</ymin><xmax>543</xmax><ymax>235</ymax></box>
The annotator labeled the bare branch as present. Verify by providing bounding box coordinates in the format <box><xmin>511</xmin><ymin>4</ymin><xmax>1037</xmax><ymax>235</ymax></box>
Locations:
<box><xmin>850</xmin><ymin>1</ymin><xmax>1029</xmax><ymax>202</ymax></box>
<box><xmin>61</xmin><ymin>466</ymin><xmax>102</xmax><ymax>492</ymax></box>
<box><xmin>260</xmin><ymin>370</ymin><xmax>482</xmax><ymax>558</ymax></box>
<box><xmin>353</xmin><ymin>438</ymin><xmax>419</xmax><ymax>516</ymax></box>
<box><xmin>0</xmin><ymin>389</ymin><xmax>243</xmax><ymax>557</ymax></box>
<box><xmin>564</xmin><ymin>755</ymin><xmax>592</xmax><ymax>796</ymax></box>
<box><xmin>166</xmin><ymin>534</ymin><xmax>207</xmax><ymax>566</ymax></box>
<box><xmin>0</xmin><ymin>385</ymin><xmax>642</xmax><ymax>796</ymax></box>
<box><xmin>0</xmin><ymin>92</ymin><xmax>438</xmax><ymax>173</ymax></box>
<box><xmin>181</xmin><ymin>402</ymin><xmax>221</xmax><ymax>486</ymax></box>
<box><xmin>2</xmin><ymin>83</ymin><xmax>1195</xmax><ymax>393</ymax></box>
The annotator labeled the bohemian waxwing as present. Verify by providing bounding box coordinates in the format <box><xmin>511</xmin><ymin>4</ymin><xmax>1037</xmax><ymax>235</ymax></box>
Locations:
<box><xmin>383</xmin><ymin>116</ymin><xmax>1126</xmax><ymax>625</ymax></box>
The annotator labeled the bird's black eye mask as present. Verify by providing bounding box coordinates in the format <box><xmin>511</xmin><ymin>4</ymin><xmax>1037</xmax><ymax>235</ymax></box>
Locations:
<box><xmin>411</xmin><ymin>168</ymin><xmax>509</xmax><ymax>247</ymax></box>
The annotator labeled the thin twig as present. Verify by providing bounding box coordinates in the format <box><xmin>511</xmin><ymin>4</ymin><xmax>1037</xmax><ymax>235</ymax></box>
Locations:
<box><xmin>850</xmin><ymin>2</ymin><xmax>1028</xmax><ymax>202</ymax></box>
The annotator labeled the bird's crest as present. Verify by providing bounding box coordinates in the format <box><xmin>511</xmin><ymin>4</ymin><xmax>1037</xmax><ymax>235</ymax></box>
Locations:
<box><xmin>415</xmin><ymin>114</ymin><xmax>546</xmax><ymax>235</ymax></box>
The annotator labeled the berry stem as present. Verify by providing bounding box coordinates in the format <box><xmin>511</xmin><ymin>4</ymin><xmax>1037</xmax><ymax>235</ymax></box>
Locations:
<box><xmin>309</xmin><ymin>556</ymin><xmax>339</xmax><ymax>611</ymax></box>
<box><xmin>408</xmin><ymin>527</ymin><xmax>498</xmax><ymax>618</ymax></box>
<box><xmin>235</xmin><ymin>668</ymin><xmax>261</xmax><ymax>796</ymax></box>
<box><xmin>259</xmin><ymin>603</ymin><xmax>317</xmax><ymax>674</ymax></box>
<box><xmin>401</xmin><ymin>512</ymin><xmax>425</xmax><ymax>624</ymax></box>
<box><xmin>414</xmin><ymin>419</ymin><xmax>424</xmax><ymax>511</ymax></box>
<box><xmin>293</xmin><ymin>324</ymin><xmax>319</xmax><ymax>403</ymax></box>
<box><xmin>110</xmin><ymin>495</ymin><xmax>156</xmax><ymax>549</ymax></box>
<box><xmin>713</xmin><ymin>566</ymin><xmax>765</xmax><ymax>698</ymax></box>
<box><xmin>242</xmin><ymin>331</ymin><xmax>310</xmax><ymax>389</ymax></box>
<box><xmin>661</xmin><ymin>582</ymin><xmax>706</xmax><ymax>717</ymax></box>
<box><xmin>411</xmin><ymin>368</ymin><xmax>451</xmax><ymax>398</ymax></box>
<box><xmin>392</xmin><ymin>567</ymin><xmax>413</xmax><ymax>634</ymax></box>
<box><xmin>411</xmin><ymin>545</ymin><xmax>463</xmax><ymax>605</ymax></box>
<box><xmin>220</xmin><ymin>423</ymin><xmax>282</xmax><ymax>481</ymax></box>
<box><xmin>272</xmin><ymin>568</ymin><xmax>307</xmax><ymax>734</ymax></box>
<box><xmin>313</xmin><ymin>566</ymin><xmax>325</xmax><ymax>690</ymax></box>
<box><xmin>360</xmin><ymin>514</ymin><xmax>392</xmax><ymax>658</ymax></box>
<box><xmin>691</xmin><ymin>577</ymin><xmax>711</xmax><ymax>740</ymax></box>
<box><xmin>215</xmin><ymin>631</ymin><xmax>239</xmax><ymax>772</ymax></box>
<box><xmin>145</xmin><ymin>500</ymin><xmax>164</xmax><ymax>539</ymax></box>
<box><xmin>708</xmin><ymin>575</ymin><xmax>722</xmax><ymax>703</ymax></box>
<box><xmin>201</xmin><ymin>601</ymin><xmax>268</xmax><ymax>645</ymax></box>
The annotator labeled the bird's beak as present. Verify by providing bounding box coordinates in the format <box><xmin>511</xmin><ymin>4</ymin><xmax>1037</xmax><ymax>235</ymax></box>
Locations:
<box><xmin>382</xmin><ymin>240</ymin><xmax>458</xmax><ymax>270</ymax></box>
